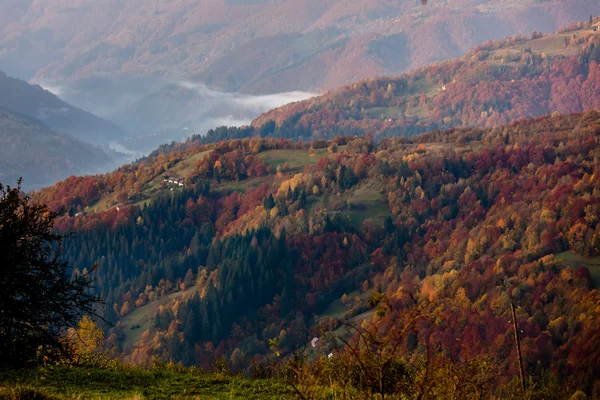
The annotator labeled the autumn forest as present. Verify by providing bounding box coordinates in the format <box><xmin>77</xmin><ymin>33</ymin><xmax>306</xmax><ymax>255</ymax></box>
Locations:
<box><xmin>3</xmin><ymin>13</ymin><xmax>600</xmax><ymax>400</ymax></box>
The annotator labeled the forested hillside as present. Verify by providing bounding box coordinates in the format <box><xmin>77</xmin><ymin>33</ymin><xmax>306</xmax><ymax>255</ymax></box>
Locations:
<box><xmin>0</xmin><ymin>107</ymin><xmax>112</xmax><ymax>190</ymax></box>
<box><xmin>0</xmin><ymin>71</ymin><xmax>125</xmax><ymax>144</ymax></box>
<box><xmin>248</xmin><ymin>18</ymin><xmax>600</xmax><ymax>142</ymax></box>
<box><xmin>29</xmin><ymin>110</ymin><xmax>600</xmax><ymax>394</ymax></box>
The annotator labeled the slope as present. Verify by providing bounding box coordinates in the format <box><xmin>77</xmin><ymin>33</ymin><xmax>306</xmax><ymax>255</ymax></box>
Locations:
<box><xmin>2</xmin><ymin>0</ymin><xmax>598</xmax><ymax>106</ymax></box>
<box><xmin>0</xmin><ymin>107</ymin><xmax>113</xmax><ymax>190</ymax></box>
<box><xmin>0</xmin><ymin>71</ymin><xmax>126</xmax><ymax>145</ymax></box>
<box><xmin>251</xmin><ymin>18</ymin><xmax>600</xmax><ymax>140</ymax></box>
<box><xmin>31</xmin><ymin>112</ymin><xmax>600</xmax><ymax>391</ymax></box>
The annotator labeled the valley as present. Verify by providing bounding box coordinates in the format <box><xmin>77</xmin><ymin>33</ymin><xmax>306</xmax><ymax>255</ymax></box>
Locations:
<box><xmin>2</xmin><ymin>8</ymin><xmax>600</xmax><ymax>400</ymax></box>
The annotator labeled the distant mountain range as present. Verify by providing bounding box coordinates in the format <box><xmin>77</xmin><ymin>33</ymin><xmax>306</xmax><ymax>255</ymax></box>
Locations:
<box><xmin>0</xmin><ymin>106</ymin><xmax>112</xmax><ymax>190</ymax></box>
<box><xmin>2</xmin><ymin>0</ymin><xmax>599</xmax><ymax>112</ymax></box>
<box><xmin>0</xmin><ymin>70</ymin><xmax>133</xmax><ymax>189</ymax></box>
<box><xmin>0</xmin><ymin>71</ymin><xmax>125</xmax><ymax>145</ymax></box>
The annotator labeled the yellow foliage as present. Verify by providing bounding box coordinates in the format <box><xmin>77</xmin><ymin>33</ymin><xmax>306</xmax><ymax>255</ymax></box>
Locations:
<box><xmin>540</xmin><ymin>209</ymin><xmax>556</xmax><ymax>222</ymax></box>
<box><xmin>455</xmin><ymin>288</ymin><xmax>471</xmax><ymax>309</ymax></box>
<box><xmin>548</xmin><ymin>316</ymin><xmax>565</xmax><ymax>333</ymax></box>
<box><xmin>65</xmin><ymin>316</ymin><xmax>113</xmax><ymax>367</ymax></box>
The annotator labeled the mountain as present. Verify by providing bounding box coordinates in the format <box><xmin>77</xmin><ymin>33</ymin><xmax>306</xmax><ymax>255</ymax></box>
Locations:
<box><xmin>250</xmin><ymin>18</ymin><xmax>600</xmax><ymax>140</ymax></box>
<box><xmin>109</xmin><ymin>81</ymin><xmax>314</xmax><ymax>152</ymax></box>
<box><xmin>32</xmin><ymin>111</ymin><xmax>600</xmax><ymax>389</ymax></box>
<box><xmin>2</xmin><ymin>0</ymin><xmax>599</xmax><ymax>110</ymax></box>
<box><xmin>0</xmin><ymin>107</ymin><xmax>112</xmax><ymax>190</ymax></box>
<box><xmin>0</xmin><ymin>70</ymin><xmax>126</xmax><ymax>145</ymax></box>
<box><xmin>21</xmin><ymin>16</ymin><xmax>600</xmax><ymax>392</ymax></box>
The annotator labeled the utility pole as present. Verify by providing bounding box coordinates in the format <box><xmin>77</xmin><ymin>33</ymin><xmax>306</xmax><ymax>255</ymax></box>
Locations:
<box><xmin>511</xmin><ymin>302</ymin><xmax>526</xmax><ymax>394</ymax></box>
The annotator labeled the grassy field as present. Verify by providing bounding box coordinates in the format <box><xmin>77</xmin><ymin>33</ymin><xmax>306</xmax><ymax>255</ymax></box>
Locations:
<box><xmin>319</xmin><ymin>295</ymin><xmax>350</xmax><ymax>321</ymax></box>
<box><xmin>487</xmin><ymin>22</ymin><xmax>599</xmax><ymax>67</ymax></box>
<box><xmin>555</xmin><ymin>251</ymin><xmax>600</xmax><ymax>289</ymax></box>
<box><xmin>365</xmin><ymin>106</ymin><xmax>403</xmax><ymax>119</ymax></box>
<box><xmin>0</xmin><ymin>366</ymin><xmax>294</xmax><ymax>400</ymax></box>
<box><xmin>328</xmin><ymin>309</ymin><xmax>375</xmax><ymax>341</ymax></box>
<box><xmin>170</xmin><ymin>151</ymin><xmax>210</xmax><ymax>175</ymax></box>
<box><xmin>257</xmin><ymin>149</ymin><xmax>326</xmax><ymax>171</ymax></box>
<box><xmin>216</xmin><ymin>176</ymin><xmax>273</xmax><ymax>194</ymax></box>
<box><xmin>344</xmin><ymin>181</ymin><xmax>390</xmax><ymax>227</ymax></box>
<box><xmin>120</xmin><ymin>288</ymin><xmax>198</xmax><ymax>351</ymax></box>
<box><xmin>318</xmin><ymin>290</ymin><xmax>372</xmax><ymax>322</ymax></box>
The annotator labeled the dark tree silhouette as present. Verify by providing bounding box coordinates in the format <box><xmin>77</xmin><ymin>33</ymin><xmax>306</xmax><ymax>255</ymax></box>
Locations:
<box><xmin>0</xmin><ymin>179</ymin><xmax>100</xmax><ymax>366</ymax></box>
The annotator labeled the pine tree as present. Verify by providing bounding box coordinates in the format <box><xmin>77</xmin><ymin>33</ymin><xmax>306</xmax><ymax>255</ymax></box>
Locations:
<box><xmin>263</xmin><ymin>194</ymin><xmax>275</xmax><ymax>210</ymax></box>
<box><xmin>299</xmin><ymin>190</ymin><xmax>307</xmax><ymax>208</ymax></box>
<box><xmin>184</xmin><ymin>309</ymin><xmax>198</xmax><ymax>342</ymax></box>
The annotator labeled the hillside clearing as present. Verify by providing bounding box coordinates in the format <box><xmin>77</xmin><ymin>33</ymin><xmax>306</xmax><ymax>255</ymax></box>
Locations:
<box><xmin>258</xmin><ymin>148</ymin><xmax>327</xmax><ymax>171</ymax></box>
<box><xmin>344</xmin><ymin>181</ymin><xmax>390</xmax><ymax>227</ymax></box>
<box><xmin>120</xmin><ymin>287</ymin><xmax>198</xmax><ymax>351</ymax></box>
<box><xmin>555</xmin><ymin>251</ymin><xmax>600</xmax><ymax>289</ymax></box>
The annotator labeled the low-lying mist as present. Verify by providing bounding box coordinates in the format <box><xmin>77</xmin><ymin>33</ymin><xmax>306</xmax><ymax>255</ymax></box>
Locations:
<box><xmin>36</xmin><ymin>78</ymin><xmax>316</xmax><ymax>156</ymax></box>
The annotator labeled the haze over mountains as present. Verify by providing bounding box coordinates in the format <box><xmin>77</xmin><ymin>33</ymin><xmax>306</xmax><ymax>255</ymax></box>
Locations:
<box><xmin>0</xmin><ymin>70</ymin><xmax>124</xmax><ymax>144</ymax></box>
<box><xmin>0</xmin><ymin>71</ymin><xmax>127</xmax><ymax>189</ymax></box>
<box><xmin>0</xmin><ymin>106</ymin><xmax>112</xmax><ymax>189</ymax></box>
<box><xmin>111</xmin><ymin>82</ymin><xmax>315</xmax><ymax>151</ymax></box>
<box><xmin>2</xmin><ymin>0</ymin><xmax>600</xmax><ymax>135</ymax></box>
<box><xmin>1</xmin><ymin>0</ymin><xmax>600</xmax><ymax>187</ymax></box>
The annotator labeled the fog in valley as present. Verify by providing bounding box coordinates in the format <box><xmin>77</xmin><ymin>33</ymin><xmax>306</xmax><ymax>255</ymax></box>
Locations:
<box><xmin>35</xmin><ymin>77</ymin><xmax>315</xmax><ymax>158</ymax></box>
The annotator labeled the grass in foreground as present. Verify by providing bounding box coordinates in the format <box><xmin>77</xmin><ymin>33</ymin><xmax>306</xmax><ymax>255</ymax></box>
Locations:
<box><xmin>0</xmin><ymin>366</ymin><xmax>295</xmax><ymax>400</ymax></box>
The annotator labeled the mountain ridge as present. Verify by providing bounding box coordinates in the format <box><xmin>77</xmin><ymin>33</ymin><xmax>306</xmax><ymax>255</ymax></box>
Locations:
<box><xmin>249</xmin><ymin>18</ymin><xmax>600</xmax><ymax>140</ymax></box>
<box><xmin>0</xmin><ymin>106</ymin><xmax>113</xmax><ymax>190</ymax></box>
<box><xmin>2</xmin><ymin>0</ymin><xmax>599</xmax><ymax>112</ymax></box>
<box><xmin>0</xmin><ymin>70</ymin><xmax>126</xmax><ymax>144</ymax></box>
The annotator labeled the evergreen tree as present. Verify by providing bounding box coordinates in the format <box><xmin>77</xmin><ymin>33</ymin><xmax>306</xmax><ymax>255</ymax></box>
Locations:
<box><xmin>299</xmin><ymin>190</ymin><xmax>307</xmax><ymax>208</ymax></box>
<box><xmin>339</xmin><ymin>165</ymin><xmax>358</xmax><ymax>190</ymax></box>
<box><xmin>263</xmin><ymin>194</ymin><xmax>275</xmax><ymax>210</ymax></box>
